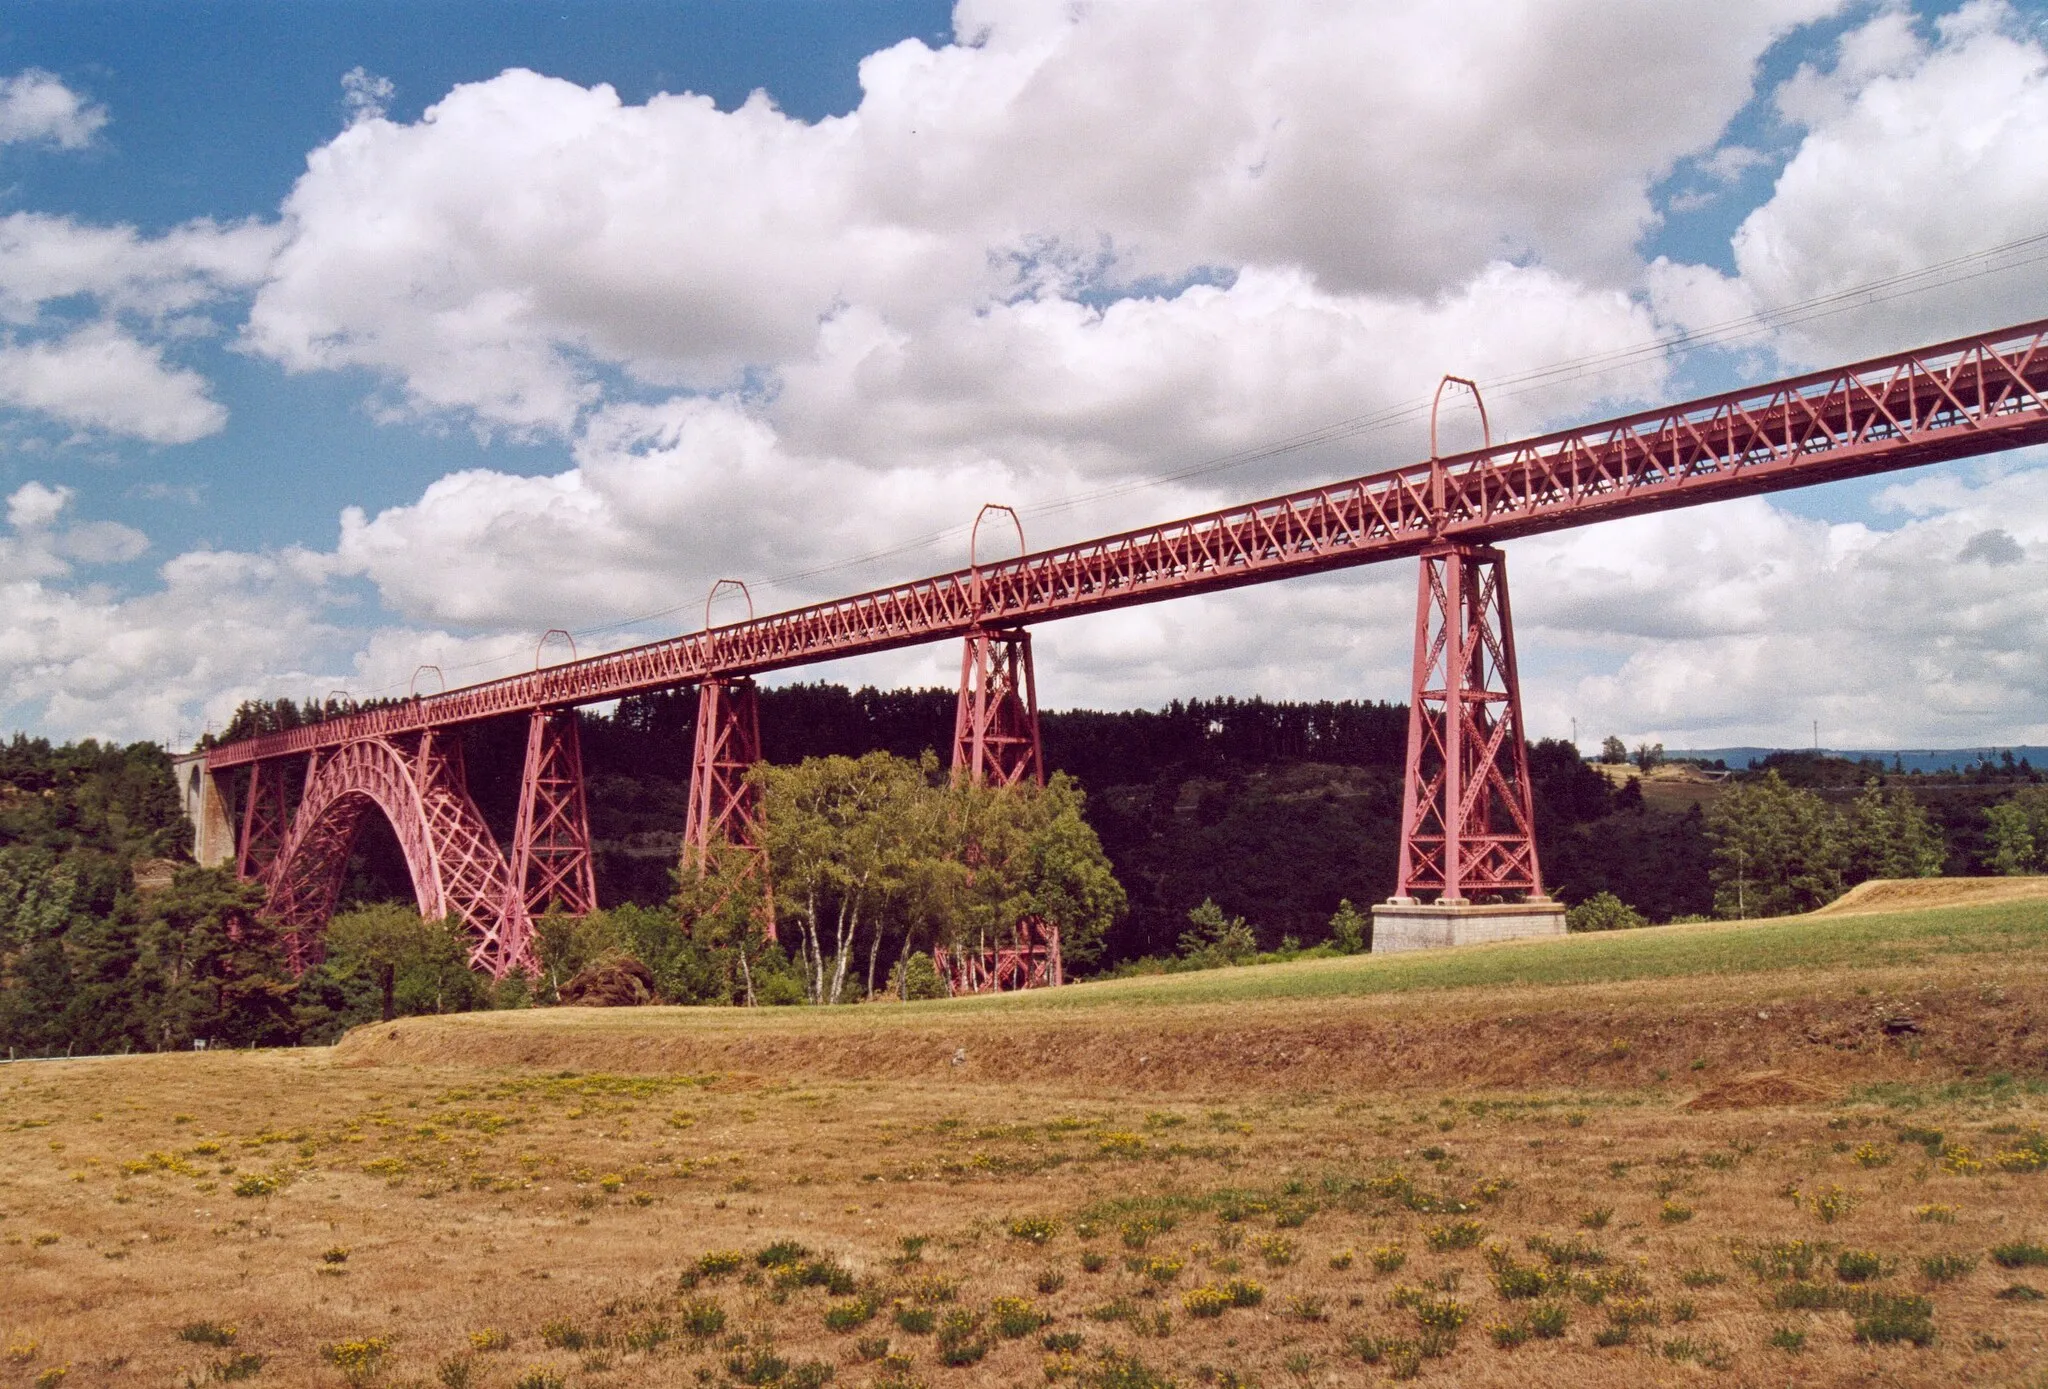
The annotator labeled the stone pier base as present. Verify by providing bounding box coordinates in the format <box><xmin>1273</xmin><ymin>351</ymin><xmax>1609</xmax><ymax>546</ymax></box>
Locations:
<box><xmin>1370</xmin><ymin>898</ymin><xmax>1567</xmax><ymax>954</ymax></box>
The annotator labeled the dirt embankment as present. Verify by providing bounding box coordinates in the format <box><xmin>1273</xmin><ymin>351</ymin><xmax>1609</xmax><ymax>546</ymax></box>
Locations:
<box><xmin>335</xmin><ymin>959</ymin><xmax>2048</xmax><ymax>1097</ymax></box>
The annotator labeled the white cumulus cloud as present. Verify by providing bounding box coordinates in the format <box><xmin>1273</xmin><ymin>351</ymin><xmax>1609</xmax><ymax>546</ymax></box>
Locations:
<box><xmin>0</xmin><ymin>70</ymin><xmax>106</xmax><ymax>149</ymax></box>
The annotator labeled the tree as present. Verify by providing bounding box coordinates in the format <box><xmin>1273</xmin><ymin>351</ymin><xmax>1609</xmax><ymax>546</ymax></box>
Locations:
<box><xmin>325</xmin><ymin>905</ymin><xmax>481</xmax><ymax>1023</ymax></box>
<box><xmin>1844</xmin><ymin>780</ymin><xmax>1944</xmax><ymax>882</ymax></box>
<box><xmin>1178</xmin><ymin>899</ymin><xmax>1256</xmax><ymax>965</ymax></box>
<box><xmin>1327</xmin><ymin>899</ymin><xmax>1368</xmax><ymax>954</ymax></box>
<box><xmin>1600</xmin><ymin>736</ymin><xmax>1628</xmax><ymax>765</ymax></box>
<box><xmin>1703</xmin><ymin>771</ymin><xmax>1845</xmax><ymax>919</ymax></box>
<box><xmin>1985</xmin><ymin>802</ymin><xmax>2037</xmax><ymax>875</ymax></box>
<box><xmin>1633</xmin><ymin>742</ymin><xmax>1664</xmax><ymax>774</ymax></box>
<box><xmin>133</xmin><ymin>867</ymin><xmax>294</xmax><ymax>1050</ymax></box>
<box><xmin>757</xmin><ymin>751</ymin><xmax>930</xmax><ymax>1005</ymax></box>
<box><xmin>1984</xmin><ymin>787</ymin><xmax>2048</xmax><ymax>875</ymax></box>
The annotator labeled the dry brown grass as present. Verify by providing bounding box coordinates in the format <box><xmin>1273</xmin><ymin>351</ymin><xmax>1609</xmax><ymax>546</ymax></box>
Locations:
<box><xmin>7</xmin><ymin>922</ymin><xmax>2048</xmax><ymax>1386</ymax></box>
<box><xmin>1815</xmin><ymin>876</ymin><xmax>2048</xmax><ymax>916</ymax></box>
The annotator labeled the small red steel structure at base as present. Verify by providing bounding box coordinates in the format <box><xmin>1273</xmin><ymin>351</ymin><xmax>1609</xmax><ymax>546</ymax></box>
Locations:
<box><xmin>933</xmin><ymin>915</ymin><xmax>1064</xmax><ymax>995</ymax></box>
<box><xmin>1393</xmin><ymin>541</ymin><xmax>1544</xmax><ymax>903</ymax></box>
<box><xmin>507</xmin><ymin>708</ymin><xmax>598</xmax><ymax>918</ymax></box>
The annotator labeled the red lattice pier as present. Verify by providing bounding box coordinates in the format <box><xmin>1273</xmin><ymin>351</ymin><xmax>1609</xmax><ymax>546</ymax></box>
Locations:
<box><xmin>189</xmin><ymin>318</ymin><xmax>2048</xmax><ymax>974</ymax></box>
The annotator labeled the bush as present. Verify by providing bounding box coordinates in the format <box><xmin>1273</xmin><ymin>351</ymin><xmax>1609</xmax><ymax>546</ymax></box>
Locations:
<box><xmin>1424</xmin><ymin>1220</ymin><xmax>1485</xmax><ymax>1251</ymax></box>
<box><xmin>1852</xmin><ymin>1293</ymin><xmax>1935</xmax><ymax>1347</ymax></box>
<box><xmin>1836</xmin><ymin>1250</ymin><xmax>1886</xmax><ymax>1283</ymax></box>
<box><xmin>1567</xmin><ymin>892</ymin><xmax>1647</xmax><ymax>933</ymax></box>
<box><xmin>990</xmin><ymin>1297</ymin><xmax>1046</xmax><ymax>1338</ymax></box>
<box><xmin>1009</xmin><ymin>1215</ymin><xmax>1062</xmax><ymax>1245</ymax></box>
<box><xmin>1992</xmin><ymin>1240</ymin><xmax>2048</xmax><ymax>1269</ymax></box>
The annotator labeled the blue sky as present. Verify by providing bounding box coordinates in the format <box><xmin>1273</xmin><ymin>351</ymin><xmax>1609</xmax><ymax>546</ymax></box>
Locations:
<box><xmin>2</xmin><ymin>0</ymin><xmax>2047</xmax><ymax>750</ymax></box>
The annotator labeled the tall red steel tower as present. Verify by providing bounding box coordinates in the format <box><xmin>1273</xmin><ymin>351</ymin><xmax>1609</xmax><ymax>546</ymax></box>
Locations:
<box><xmin>507</xmin><ymin>708</ymin><xmax>598</xmax><ymax>918</ymax></box>
<box><xmin>1392</xmin><ymin>542</ymin><xmax>1542</xmax><ymax>902</ymax></box>
<box><xmin>953</xmin><ymin>506</ymin><xmax>1045</xmax><ymax>788</ymax></box>
<box><xmin>682</xmin><ymin>581</ymin><xmax>776</xmax><ymax>938</ymax></box>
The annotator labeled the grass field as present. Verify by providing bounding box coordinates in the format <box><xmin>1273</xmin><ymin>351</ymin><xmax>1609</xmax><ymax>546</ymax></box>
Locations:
<box><xmin>7</xmin><ymin>882</ymin><xmax>2048</xmax><ymax>1388</ymax></box>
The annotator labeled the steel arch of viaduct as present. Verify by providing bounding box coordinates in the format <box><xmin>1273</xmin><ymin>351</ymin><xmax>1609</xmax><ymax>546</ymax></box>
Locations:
<box><xmin>264</xmin><ymin>735</ymin><xmax>530</xmax><ymax>978</ymax></box>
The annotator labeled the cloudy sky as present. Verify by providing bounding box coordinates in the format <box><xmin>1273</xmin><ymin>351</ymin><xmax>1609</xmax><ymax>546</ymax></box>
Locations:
<box><xmin>3</xmin><ymin>0</ymin><xmax>2047</xmax><ymax>753</ymax></box>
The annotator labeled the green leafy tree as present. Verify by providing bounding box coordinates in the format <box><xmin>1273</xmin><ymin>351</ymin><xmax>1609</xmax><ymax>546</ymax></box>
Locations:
<box><xmin>1327</xmin><ymin>898</ymin><xmax>1369</xmax><ymax>953</ymax></box>
<box><xmin>1844</xmin><ymin>780</ymin><xmax>1944</xmax><ymax>882</ymax></box>
<box><xmin>1704</xmin><ymin>771</ymin><xmax>1846</xmax><ymax>919</ymax></box>
<box><xmin>1178</xmin><ymin>899</ymin><xmax>1257</xmax><ymax>965</ymax></box>
<box><xmin>1600</xmin><ymin>736</ymin><xmax>1628</xmax><ymax>765</ymax></box>
<box><xmin>1984</xmin><ymin>788</ymin><xmax>2048</xmax><ymax>875</ymax></box>
<box><xmin>1633</xmin><ymin>742</ymin><xmax>1665</xmax><ymax>773</ymax></box>
<box><xmin>133</xmin><ymin>867</ymin><xmax>294</xmax><ymax>1050</ymax></box>
<box><xmin>325</xmin><ymin>904</ymin><xmax>481</xmax><ymax>1023</ymax></box>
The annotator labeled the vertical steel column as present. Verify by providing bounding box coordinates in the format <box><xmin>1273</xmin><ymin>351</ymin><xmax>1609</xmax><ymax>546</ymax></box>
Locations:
<box><xmin>507</xmin><ymin>709</ymin><xmax>598</xmax><ymax>918</ymax></box>
<box><xmin>1393</xmin><ymin>543</ymin><xmax>1544</xmax><ymax>903</ymax></box>
<box><xmin>682</xmin><ymin>676</ymin><xmax>774</xmax><ymax>939</ymax></box>
<box><xmin>951</xmin><ymin>627</ymin><xmax>1044</xmax><ymax>788</ymax></box>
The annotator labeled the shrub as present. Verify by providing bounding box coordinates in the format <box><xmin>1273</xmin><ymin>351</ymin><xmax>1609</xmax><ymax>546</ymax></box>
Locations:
<box><xmin>680</xmin><ymin>1298</ymin><xmax>726</xmax><ymax>1338</ymax></box>
<box><xmin>1578</xmin><ymin>1206</ymin><xmax>1613</xmax><ymax>1230</ymax></box>
<box><xmin>824</xmin><ymin>1296</ymin><xmax>878</xmax><ymax>1332</ymax></box>
<box><xmin>1852</xmin><ymin>1293</ymin><xmax>1935</xmax><ymax>1347</ymax></box>
<box><xmin>1808</xmin><ymin>1185</ymin><xmax>1852</xmax><ymax>1223</ymax></box>
<box><xmin>1489</xmin><ymin>1320</ymin><xmax>1529</xmax><ymax>1348</ymax></box>
<box><xmin>1920</xmin><ymin>1252</ymin><xmax>1976</xmax><ymax>1284</ymax></box>
<box><xmin>1368</xmin><ymin>1244</ymin><xmax>1407</xmax><ymax>1274</ymax></box>
<box><xmin>1042</xmin><ymin>1332</ymin><xmax>1084</xmax><ymax>1353</ymax></box>
<box><xmin>1768</xmin><ymin>1326</ymin><xmax>1806</xmax><ymax>1352</ymax></box>
<box><xmin>1222</xmin><ymin>1278</ymin><xmax>1264</xmax><ymax>1307</ymax></box>
<box><xmin>893</xmin><ymin>1305</ymin><xmax>936</xmax><ymax>1334</ymax></box>
<box><xmin>1009</xmin><ymin>1216</ymin><xmax>1062</xmax><ymax>1245</ymax></box>
<box><xmin>322</xmin><ymin>1338</ymin><xmax>390</xmax><ymax>1389</ymax></box>
<box><xmin>179</xmin><ymin>1323</ymin><xmax>237</xmax><ymax>1347</ymax></box>
<box><xmin>1080</xmin><ymin>1251</ymin><xmax>1108</xmax><ymax>1273</ymax></box>
<box><xmin>1836</xmin><ymin>1250</ymin><xmax>1887</xmax><ymax>1283</ymax></box>
<box><xmin>725</xmin><ymin>1349</ymin><xmax>790</xmax><ymax>1385</ymax></box>
<box><xmin>1285</xmin><ymin>1295</ymin><xmax>1327</xmax><ymax>1322</ymax></box>
<box><xmin>1037</xmin><ymin>1270</ymin><xmax>1067</xmax><ymax>1294</ymax></box>
<box><xmin>1424</xmin><ymin>1220</ymin><xmax>1484</xmax><ymax>1252</ymax></box>
<box><xmin>1659</xmin><ymin>1201</ymin><xmax>1694</xmax><ymax>1224</ymax></box>
<box><xmin>1182</xmin><ymin>1287</ymin><xmax>1231</xmax><ymax>1320</ymax></box>
<box><xmin>1256</xmin><ymin>1234</ymin><xmax>1296</xmax><ymax>1266</ymax></box>
<box><xmin>469</xmin><ymin>1329</ymin><xmax>511</xmax><ymax>1352</ymax></box>
<box><xmin>232</xmin><ymin>1172</ymin><xmax>283</xmax><ymax>1198</ymax></box>
<box><xmin>1567</xmin><ymin>892</ymin><xmax>1646</xmax><ymax>933</ymax></box>
<box><xmin>1079</xmin><ymin>1348</ymin><xmax>1174</xmax><ymax>1389</ymax></box>
<box><xmin>539</xmin><ymin>1320</ymin><xmax>587</xmax><ymax>1351</ymax></box>
<box><xmin>217</xmin><ymin>1354</ymin><xmax>265</xmax><ymax>1382</ymax></box>
<box><xmin>934</xmin><ymin>1310</ymin><xmax>990</xmax><ymax>1367</ymax></box>
<box><xmin>990</xmin><ymin>1297</ymin><xmax>1046</xmax><ymax>1338</ymax></box>
<box><xmin>1915</xmin><ymin>1204</ymin><xmax>1957</xmax><ymax>1224</ymax></box>
<box><xmin>1527</xmin><ymin>1303</ymin><xmax>1569</xmax><ymax>1338</ymax></box>
<box><xmin>694</xmin><ymin>1250</ymin><xmax>746</xmax><ymax>1279</ymax></box>
<box><xmin>756</xmin><ymin>1239</ymin><xmax>811</xmax><ymax>1268</ymax></box>
<box><xmin>1992</xmin><ymin>1240</ymin><xmax>2048</xmax><ymax>1268</ymax></box>
<box><xmin>1997</xmin><ymin>1284</ymin><xmax>2046</xmax><ymax>1301</ymax></box>
<box><xmin>513</xmin><ymin>1370</ymin><xmax>565</xmax><ymax>1389</ymax></box>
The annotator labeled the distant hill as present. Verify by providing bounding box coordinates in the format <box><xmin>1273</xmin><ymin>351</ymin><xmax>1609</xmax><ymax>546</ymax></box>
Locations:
<box><xmin>1669</xmin><ymin>746</ymin><xmax>2047</xmax><ymax>775</ymax></box>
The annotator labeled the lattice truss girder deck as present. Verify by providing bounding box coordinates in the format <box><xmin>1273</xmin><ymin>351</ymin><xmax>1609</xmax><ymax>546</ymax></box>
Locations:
<box><xmin>204</xmin><ymin>319</ymin><xmax>2048</xmax><ymax>768</ymax></box>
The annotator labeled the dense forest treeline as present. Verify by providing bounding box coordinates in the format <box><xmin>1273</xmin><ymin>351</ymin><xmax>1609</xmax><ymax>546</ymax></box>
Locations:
<box><xmin>5</xmin><ymin>686</ymin><xmax>2046</xmax><ymax>1054</ymax></box>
